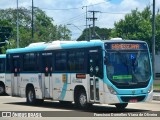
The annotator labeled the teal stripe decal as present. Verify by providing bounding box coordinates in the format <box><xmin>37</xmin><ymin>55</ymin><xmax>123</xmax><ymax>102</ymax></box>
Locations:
<box><xmin>59</xmin><ymin>74</ymin><xmax>68</xmax><ymax>100</ymax></box>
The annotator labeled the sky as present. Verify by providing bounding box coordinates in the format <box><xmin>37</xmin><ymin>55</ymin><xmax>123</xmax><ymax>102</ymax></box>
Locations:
<box><xmin>0</xmin><ymin>0</ymin><xmax>159</xmax><ymax>40</ymax></box>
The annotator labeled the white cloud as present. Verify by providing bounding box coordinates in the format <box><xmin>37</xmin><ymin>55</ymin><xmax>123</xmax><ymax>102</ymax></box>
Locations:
<box><xmin>0</xmin><ymin>0</ymin><xmax>159</xmax><ymax>40</ymax></box>
<box><xmin>83</xmin><ymin>0</ymin><xmax>106</xmax><ymax>5</ymax></box>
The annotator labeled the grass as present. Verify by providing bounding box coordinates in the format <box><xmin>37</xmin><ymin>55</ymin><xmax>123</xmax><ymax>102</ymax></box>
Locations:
<box><xmin>153</xmin><ymin>79</ymin><xmax>160</xmax><ymax>91</ymax></box>
<box><xmin>153</xmin><ymin>84</ymin><xmax>160</xmax><ymax>91</ymax></box>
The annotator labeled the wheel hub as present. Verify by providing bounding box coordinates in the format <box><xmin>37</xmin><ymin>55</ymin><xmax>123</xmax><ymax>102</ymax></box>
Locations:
<box><xmin>28</xmin><ymin>91</ymin><xmax>34</xmax><ymax>102</ymax></box>
<box><xmin>79</xmin><ymin>94</ymin><xmax>86</xmax><ymax>106</ymax></box>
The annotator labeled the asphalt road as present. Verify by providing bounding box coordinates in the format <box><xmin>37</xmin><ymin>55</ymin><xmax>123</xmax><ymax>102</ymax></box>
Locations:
<box><xmin>0</xmin><ymin>95</ymin><xmax>160</xmax><ymax>120</ymax></box>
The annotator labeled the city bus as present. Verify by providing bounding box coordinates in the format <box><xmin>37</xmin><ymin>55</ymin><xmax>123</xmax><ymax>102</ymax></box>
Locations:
<box><xmin>0</xmin><ymin>54</ymin><xmax>6</xmax><ymax>95</ymax></box>
<box><xmin>5</xmin><ymin>39</ymin><xmax>153</xmax><ymax>109</ymax></box>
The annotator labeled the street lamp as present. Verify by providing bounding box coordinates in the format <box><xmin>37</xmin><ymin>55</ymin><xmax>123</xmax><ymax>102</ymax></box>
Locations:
<box><xmin>152</xmin><ymin>0</ymin><xmax>155</xmax><ymax>79</ymax></box>
<box><xmin>16</xmin><ymin>0</ymin><xmax>19</xmax><ymax>48</ymax></box>
<box><xmin>0</xmin><ymin>40</ymin><xmax>10</xmax><ymax>45</ymax></box>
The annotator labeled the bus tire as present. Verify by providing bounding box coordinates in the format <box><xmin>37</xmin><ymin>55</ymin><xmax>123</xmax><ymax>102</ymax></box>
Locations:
<box><xmin>0</xmin><ymin>84</ymin><xmax>5</xmax><ymax>95</ymax></box>
<box><xmin>76</xmin><ymin>90</ymin><xmax>88</xmax><ymax>109</ymax></box>
<box><xmin>115</xmin><ymin>103</ymin><xmax>128</xmax><ymax>110</ymax></box>
<box><xmin>26</xmin><ymin>87</ymin><xmax>36</xmax><ymax>105</ymax></box>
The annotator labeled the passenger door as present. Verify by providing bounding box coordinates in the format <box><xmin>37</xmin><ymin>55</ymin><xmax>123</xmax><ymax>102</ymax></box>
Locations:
<box><xmin>42</xmin><ymin>52</ymin><xmax>53</xmax><ymax>98</ymax></box>
<box><xmin>12</xmin><ymin>55</ymin><xmax>21</xmax><ymax>96</ymax></box>
<box><xmin>89</xmin><ymin>48</ymin><xmax>103</xmax><ymax>102</ymax></box>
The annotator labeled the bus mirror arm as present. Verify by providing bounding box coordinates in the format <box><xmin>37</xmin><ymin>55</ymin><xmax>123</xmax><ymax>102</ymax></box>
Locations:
<box><xmin>104</xmin><ymin>56</ymin><xmax>108</xmax><ymax>65</ymax></box>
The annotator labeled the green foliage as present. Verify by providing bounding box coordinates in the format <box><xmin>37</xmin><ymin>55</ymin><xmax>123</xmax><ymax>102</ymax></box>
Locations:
<box><xmin>0</xmin><ymin>7</ymin><xmax>71</xmax><ymax>53</ymax></box>
<box><xmin>77</xmin><ymin>26</ymin><xmax>112</xmax><ymax>41</ymax></box>
<box><xmin>111</xmin><ymin>6</ymin><xmax>160</xmax><ymax>52</ymax></box>
<box><xmin>0</xmin><ymin>20</ymin><xmax>13</xmax><ymax>42</ymax></box>
<box><xmin>56</xmin><ymin>25</ymin><xmax>71</xmax><ymax>40</ymax></box>
<box><xmin>1</xmin><ymin>39</ymin><xmax>16</xmax><ymax>54</ymax></box>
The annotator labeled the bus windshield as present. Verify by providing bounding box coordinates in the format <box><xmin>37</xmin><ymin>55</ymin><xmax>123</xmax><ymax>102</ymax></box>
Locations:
<box><xmin>105</xmin><ymin>42</ymin><xmax>151</xmax><ymax>89</ymax></box>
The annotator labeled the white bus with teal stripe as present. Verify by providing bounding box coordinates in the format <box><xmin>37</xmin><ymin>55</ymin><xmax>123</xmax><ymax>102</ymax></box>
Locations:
<box><xmin>5</xmin><ymin>40</ymin><xmax>153</xmax><ymax>109</ymax></box>
<box><xmin>0</xmin><ymin>54</ymin><xmax>6</xmax><ymax>95</ymax></box>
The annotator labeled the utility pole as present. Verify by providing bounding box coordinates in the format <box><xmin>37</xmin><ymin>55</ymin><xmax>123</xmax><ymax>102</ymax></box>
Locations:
<box><xmin>16</xmin><ymin>0</ymin><xmax>19</xmax><ymax>48</ymax></box>
<box><xmin>152</xmin><ymin>0</ymin><xmax>156</xmax><ymax>79</ymax></box>
<box><xmin>87</xmin><ymin>11</ymin><xmax>99</xmax><ymax>39</ymax></box>
<box><xmin>31</xmin><ymin>0</ymin><xmax>34</xmax><ymax>43</ymax></box>
<box><xmin>88</xmin><ymin>24</ymin><xmax>92</xmax><ymax>41</ymax></box>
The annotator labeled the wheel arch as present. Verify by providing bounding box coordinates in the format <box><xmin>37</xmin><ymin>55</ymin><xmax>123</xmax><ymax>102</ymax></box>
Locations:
<box><xmin>0</xmin><ymin>81</ymin><xmax>5</xmax><ymax>87</ymax></box>
<box><xmin>74</xmin><ymin>85</ymin><xmax>87</xmax><ymax>102</ymax></box>
<box><xmin>0</xmin><ymin>81</ymin><xmax>5</xmax><ymax>94</ymax></box>
<box><xmin>25</xmin><ymin>83</ymin><xmax>34</xmax><ymax>97</ymax></box>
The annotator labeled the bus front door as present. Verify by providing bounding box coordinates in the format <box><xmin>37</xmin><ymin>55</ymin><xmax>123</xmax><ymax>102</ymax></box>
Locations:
<box><xmin>12</xmin><ymin>56</ymin><xmax>20</xmax><ymax>96</ymax></box>
<box><xmin>89</xmin><ymin>49</ymin><xmax>102</xmax><ymax>102</ymax></box>
<box><xmin>42</xmin><ymin>53</ymin><xmax>52</xmax><ymax>98</ymax></box>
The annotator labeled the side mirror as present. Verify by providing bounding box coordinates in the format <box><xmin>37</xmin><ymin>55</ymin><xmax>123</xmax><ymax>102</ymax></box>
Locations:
<box><xmin>104</xmin><ymin>57</ymin><xmax>108</xmax><ymax>65</ymax></box>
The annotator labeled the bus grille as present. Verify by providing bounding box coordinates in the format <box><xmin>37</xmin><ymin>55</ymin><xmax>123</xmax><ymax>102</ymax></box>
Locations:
<box><xmin>121</xmin><ymin>96</ymin><xmax>146</xmax><ymax>102</ymax></box>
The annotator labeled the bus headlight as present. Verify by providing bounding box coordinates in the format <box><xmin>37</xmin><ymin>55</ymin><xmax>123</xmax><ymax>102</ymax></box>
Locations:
<box><xmin>108</xmin><ymin>86</ymin><xmax>117</xmax><ymax>95</ymax></box>
<box><xmin>148</xmin><ymin>85</ymin><xmax>153</xmax><ymax>93</ymax></box>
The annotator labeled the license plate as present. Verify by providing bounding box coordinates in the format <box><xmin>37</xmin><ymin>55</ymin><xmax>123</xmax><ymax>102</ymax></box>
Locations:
<box><xmin>129</xmin><ymin>99</ymin><xmax>137</xmax><ymax>103</ymax></box>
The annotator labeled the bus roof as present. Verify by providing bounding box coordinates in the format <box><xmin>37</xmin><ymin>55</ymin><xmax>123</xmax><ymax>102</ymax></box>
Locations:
<box><xmin>0</xmin><ymin>54</ymin><xmax>6</xmax><ymax>58</ymax></box>
<box><xmin>6</xmin><ymin>39</ymin><xmax>147</xmax><ymax>54</ymax></box>
<box><xmin>6</xmin><ymin>40</ymin><xmax>104</xmax><ymax>54</ymax></box>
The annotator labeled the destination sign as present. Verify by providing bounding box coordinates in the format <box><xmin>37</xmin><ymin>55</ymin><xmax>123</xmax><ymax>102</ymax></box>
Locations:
<box><xmin>105</xmin><ymin>42</ymin><xmax>147</xmax><ymax>50</ymax></box>
<box><xmin>111</xmin><ymin>44</ymin><xmax>140</xmax><ymax>50</ymax></box>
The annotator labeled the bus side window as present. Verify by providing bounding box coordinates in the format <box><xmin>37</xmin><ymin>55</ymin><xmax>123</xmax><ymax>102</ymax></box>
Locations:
<box><xmin>55</xmin><ymin>52</ymin><xmax>67</xmax><ymax>72</ymax></box>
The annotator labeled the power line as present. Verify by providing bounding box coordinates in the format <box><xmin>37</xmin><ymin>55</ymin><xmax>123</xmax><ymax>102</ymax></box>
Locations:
<box><xmin>100</xmin><ymin>11</ymin><xmax>129</xmax><ymax>14</ymax></box>
<box><xmin>36</xmin><ymin>2</ymin><xmax>106</xmax><ymax>11</ymax></box>
<box><xmin>57</xmin><ymin>12</ymin><xmax>86</xmax><ymax>25</ymax></box>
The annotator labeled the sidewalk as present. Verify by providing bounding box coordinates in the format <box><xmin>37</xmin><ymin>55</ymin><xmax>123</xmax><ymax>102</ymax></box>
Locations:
<box><xmin>153</xmin><ymin>91</ymin><xmax>160</xmax><ymax>101</ymax></box>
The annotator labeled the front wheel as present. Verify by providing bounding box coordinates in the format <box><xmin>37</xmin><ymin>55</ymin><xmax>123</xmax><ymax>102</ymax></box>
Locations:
<box><xmin>75</xmin><ymin>90</ymin><xmax>90</xmax><ymax>109</ymax></box>
<box><xmin>115</xmin><ymin>103</ymin><xmax>128</xmax><ymax>110</ymax></box>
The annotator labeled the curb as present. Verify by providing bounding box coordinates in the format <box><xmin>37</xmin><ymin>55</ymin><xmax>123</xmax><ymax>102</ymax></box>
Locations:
<box><xmin>153</xmin><ymin>90</ymin><xmax>160</xmax><ymax>92</ymax></box>
<box><xmin>153</xmin><ymin>96</ymin><xmax>160</xmax><ymax>101</ymax></box>
<box><xmin>153</xmin><ymin>92</ymin><xmax>160</xmax><ymax>101</ymax></box>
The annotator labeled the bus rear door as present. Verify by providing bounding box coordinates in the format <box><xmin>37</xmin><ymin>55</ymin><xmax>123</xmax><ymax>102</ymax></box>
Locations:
<box><xmin>12</xmin><ymin>55</ymin><xmax>21</xmax><ymax>96</ymax></box>
<box><xmin>42</xmin><ymin>52</ymin><xmax>53</xmax><ymax>98</ymax></box>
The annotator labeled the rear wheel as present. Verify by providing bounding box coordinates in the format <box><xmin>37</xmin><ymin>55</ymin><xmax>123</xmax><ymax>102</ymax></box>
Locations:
<box><xmin>75</xmin><ymin>90</ymin><xmax>90</xmax><ymax>109</ymax></box>
<box><xmin>26</xmin><ymin>87</ymin><xmax>44</xmax><ymax>105</ymax></box>
<box><xmin>115</xmin><ymin>103</ymin><xmax>128</xmax><ymax>110</ymax></box>
<box><xmin>26</xmin><ymin>87</ymin><xmax>36</xmax><ymax>105</ymax></box>
<box><xmin>0</xmin><ymin>84</ymin><xmax>5</xmax><ymax>95</ymax></box>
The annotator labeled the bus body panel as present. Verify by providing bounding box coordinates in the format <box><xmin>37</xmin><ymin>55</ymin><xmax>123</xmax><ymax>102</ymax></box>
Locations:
<box><xmin>0</xmin><ymin>54</ymin><xmax>6</xmax><ymax>95</ymax></box>
<box><xmin>5</xmin><ymin>40</ymin><xmax>153</xmax><ymax>107</ymax></box>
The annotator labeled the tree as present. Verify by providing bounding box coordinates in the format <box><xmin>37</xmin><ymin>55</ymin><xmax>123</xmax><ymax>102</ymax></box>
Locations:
<box><xmin>56</xmin><ymin>25</ymin><xmax>71</xmax><ymax>40</ymax></box>
<box><xmin>77</xmin><ymin>26</ymin><xmax>112</xmax><ymax>41</ymax></box>
<box><xmin>0</xmin><ymin>7</ymin><xmax>71</xmax><ymax>53</ymax></box>
<box><xmin>111</xmin><ymin>6</ymin><xmax>160</xmax><ymax>52</ymax></box>
<box><xmin>0</xmin><ymin>20</ymin><xmax>13</xmax><ymax>42</ymax></box>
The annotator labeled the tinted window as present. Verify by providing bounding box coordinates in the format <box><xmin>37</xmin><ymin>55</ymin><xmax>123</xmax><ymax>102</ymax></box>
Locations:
<box><xmin>68</xmin><ymin>51</ymin><xmax>85</xmax><ymax>72</ymax></box>
<box><xmin>0</xmin><ymin>58</ymin><xmax>5</xmax><ymax>73</ymax></box>
<box><xmin>23</xmin><ymin>53</ymin><xmax>38</xmax><ymax>72</ymax></box>
<box><xmin>55</xmin><ymin>52</ymin><xmax>67</xmax><ymax>71</ymax></box>
<box><xmin>6</xmin><ymin>55</ymin><xmax>10</xmax><ymax>73</ymax></box>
